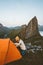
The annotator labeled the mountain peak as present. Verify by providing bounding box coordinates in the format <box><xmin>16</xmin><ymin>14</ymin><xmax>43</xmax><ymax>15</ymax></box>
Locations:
<box><xmin>0</xmin><ymin>23</ymin><xmax>3</xmax><ymax>27</ymax></box>
<box><xmin>33</xmin><ymin>16</ymin><xmax>37</xmax><ymax>19</ymax></box>
<box><xmin>30</xmin><ymin>16</ymin><xmax>37</xmax><ymax>22</ymax></box>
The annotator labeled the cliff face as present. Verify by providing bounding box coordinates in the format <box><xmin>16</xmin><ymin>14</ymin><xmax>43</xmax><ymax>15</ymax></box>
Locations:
<box><xmin>19</xmin><ymin>16</ymin><xmax>40</xmax><ymax>40</ymax></box>
<box><xmin>25</xmin><ymin>16</ymin><xmax>40</xmax><ymax>39</ymax></box>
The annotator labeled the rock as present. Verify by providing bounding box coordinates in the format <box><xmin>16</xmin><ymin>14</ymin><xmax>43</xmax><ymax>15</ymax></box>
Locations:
<box><xmin>19</xmin><ymin>16</ymin><xmax>41</xmax><ymax>40</ymax></box>
<box><xmin>19</xmin><ymin>25</ymin><xmax>26</xmax><ymax>40</ymax></box>
<box><xmin>21</xmin><ymin>24</ymin><xmax>27</xmax><ymax>28</ymax></box>
<box><xmin>25</xmin><ymin>16</ymin><xmax>40</xmax><ymax>39</ymax></box>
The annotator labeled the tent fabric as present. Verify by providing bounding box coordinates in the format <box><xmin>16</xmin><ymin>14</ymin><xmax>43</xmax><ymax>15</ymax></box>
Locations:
<box><xmin>0</xmin><ymin>38</ymin><xmax>22</xmax><ymax>65</ymax></box>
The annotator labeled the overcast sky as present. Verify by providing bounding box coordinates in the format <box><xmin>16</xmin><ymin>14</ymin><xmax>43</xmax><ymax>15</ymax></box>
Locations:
<box><xmin>0</xmin><ymin>0</ymin><xmax>43</xmax><ymax>27</ymax></box>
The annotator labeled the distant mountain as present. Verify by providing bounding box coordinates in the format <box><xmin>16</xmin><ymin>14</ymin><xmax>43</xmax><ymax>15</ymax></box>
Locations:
<box><xmin>38</xmin><ymin>25</ymin><xmax>43</xmax><ymax>31</ymax></box>
<box><xmin>9</xmin><ymin>26</ymin><xmax>21</xmax><ymax>30</ymax></box>
<box><xmin>0</xmin><ymin>23</ymin><xmax>9</xmax><ymax>38</ymax></box>
<box><xmin>0</xmin><ymin>23</ymin><xmax>22</xmax><ymax>38</ymax></box>
<box><xmin>0</xmin><ymin>23</ymin><xmax>9</xmax><ymax>32</ymax></box>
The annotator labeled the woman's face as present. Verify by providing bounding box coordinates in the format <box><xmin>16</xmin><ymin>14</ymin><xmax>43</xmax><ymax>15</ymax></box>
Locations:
<box><xmin>16</xmin><ymin>39</ymin><xmax>19</xmax><ymax>42</ymax></box>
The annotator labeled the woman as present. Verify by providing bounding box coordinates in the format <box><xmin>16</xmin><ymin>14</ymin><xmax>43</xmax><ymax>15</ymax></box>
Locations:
<box><xmin>15</xmin><ymin>36</ymin><xmax>26</xmax><ymax>56</ymax></box>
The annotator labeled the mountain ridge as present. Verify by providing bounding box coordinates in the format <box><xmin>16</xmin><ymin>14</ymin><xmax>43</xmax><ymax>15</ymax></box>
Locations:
<box><xmin>0</xmin><ymin>23</ymin><xmax>43</xmax><ymax>31</ymax></box>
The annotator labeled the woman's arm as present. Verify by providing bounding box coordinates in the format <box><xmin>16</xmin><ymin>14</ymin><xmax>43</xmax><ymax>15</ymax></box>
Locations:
<box><xmin>15</xmin><ymin>43</ymin><xmax>20</xmax><ymax>47</ymax></box>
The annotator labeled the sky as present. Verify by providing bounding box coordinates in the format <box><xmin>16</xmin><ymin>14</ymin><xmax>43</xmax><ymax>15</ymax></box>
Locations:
<box><xmin>0</xmin><ymin>0</ymin><xmax>43</xmax><ymax>27</ymax></box>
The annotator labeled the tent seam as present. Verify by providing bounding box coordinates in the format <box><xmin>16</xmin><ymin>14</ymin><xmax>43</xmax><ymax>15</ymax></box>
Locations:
<box><xmin>4</xmin><ymin>39</ymin><xmax>10</xmax><ymax>65</ymax></box>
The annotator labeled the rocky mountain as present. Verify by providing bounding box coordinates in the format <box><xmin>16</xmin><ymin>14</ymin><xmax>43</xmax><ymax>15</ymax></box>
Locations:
<box><xmin>19</xmin><ymin>16</ymin><xmax>41</xmax><ymax>41</ymax></box>
<box><xmin>0</xmin><ymin>23</ymin><xmax>9</xmax><ymax>38</ymax></box>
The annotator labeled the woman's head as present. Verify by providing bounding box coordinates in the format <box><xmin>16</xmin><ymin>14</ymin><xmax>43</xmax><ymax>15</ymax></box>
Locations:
<box><xmin>15</xmin><ymin>36</ymin><xmax>20</xmax><ymax>42</ymax></box>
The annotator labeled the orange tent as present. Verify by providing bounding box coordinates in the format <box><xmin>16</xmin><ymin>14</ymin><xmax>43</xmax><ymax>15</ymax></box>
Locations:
<box><xmin>0</xmin><ymin>38</ymin><xmax>22</xmax><ymax>65</ymax></box>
